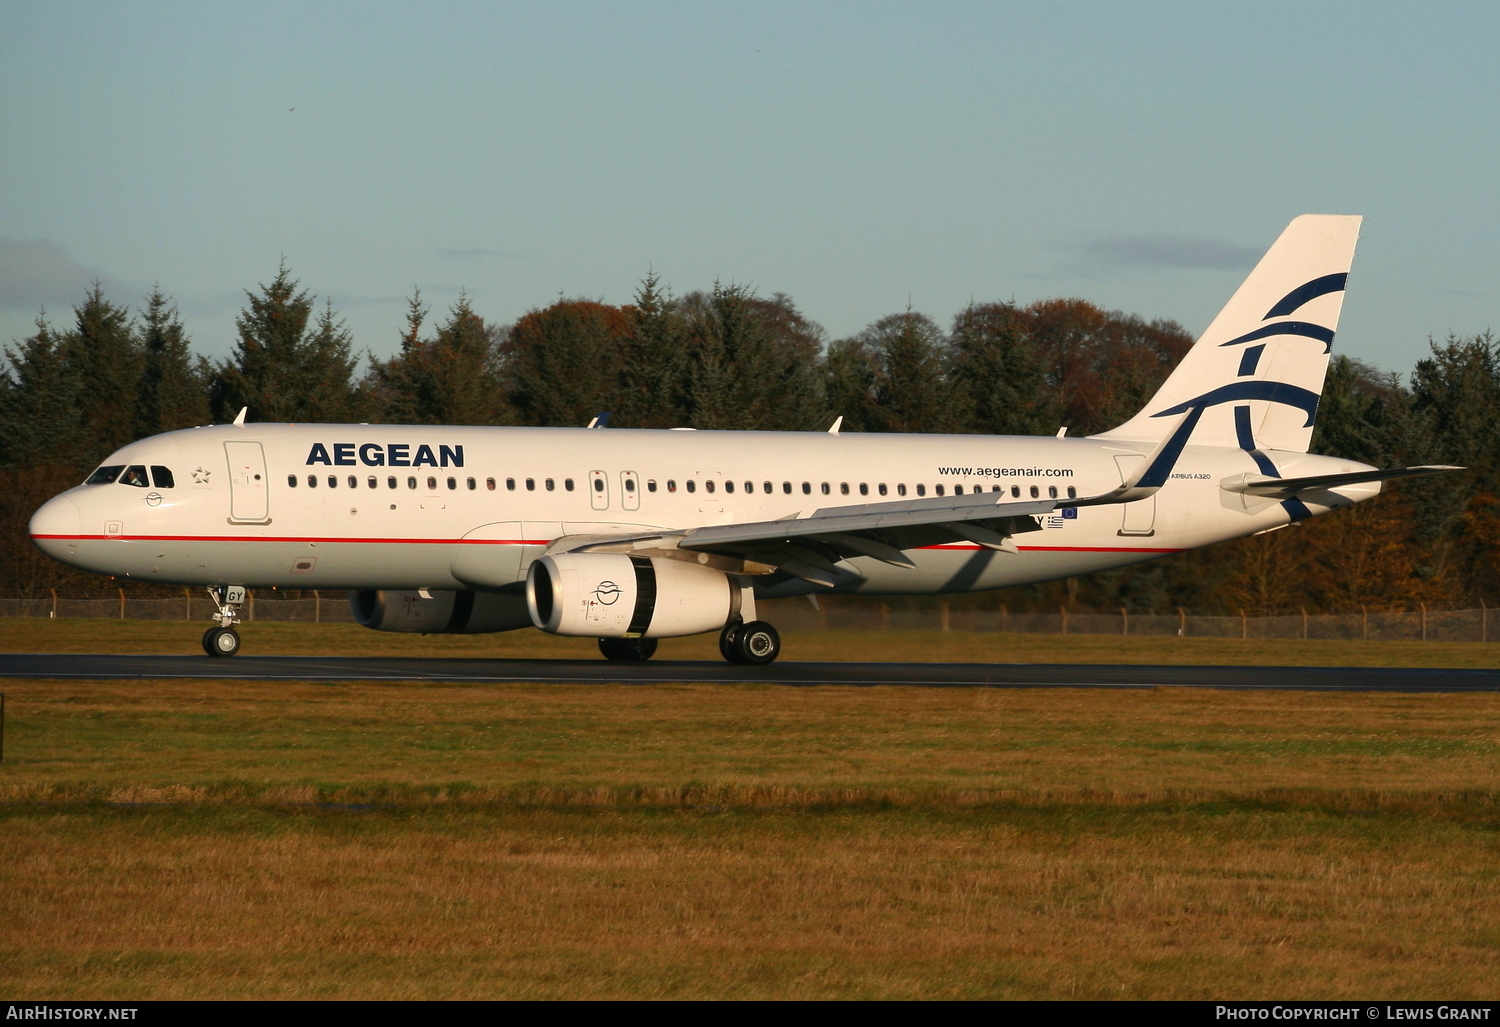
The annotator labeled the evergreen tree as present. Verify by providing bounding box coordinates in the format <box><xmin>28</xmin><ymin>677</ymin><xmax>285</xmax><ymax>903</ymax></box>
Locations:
<box><xmin>616</xmin><ymin>272</ymin><xmax>690</xmax><ymax>428</ymax></box>
<box><xmin>136</xmin><ymin>287</ymin><xmax>209</xmax><ymax>437</ymax></box>
<box><xmin>369</xmin><ymin>291</ymin><xmax>506</xmax><ymax>424</ymax></box>
<box><xmin>211</xmin><ymin>261</ymin><xmax>358</xmax><ymax>423</ymax></box>
<box><xmin>679</xmin><ymin>283</ymin><xmax>826</xmax><ymax>431</ymax></box>
<box><xmin>948</xmin><ymin>302</ymin><xmax>1058</xmax><ymax>436</ymax></box>
<box><xmin>828</xmin><ymin>310</ymin><xmax>961</xmax><ymax>433</ymax></box>
<box><xmin>63</xmin><ymin>282</ymin><xmax>141</xmax><ymax>461</ymax></box>
<box><xmin>0</xmin><ymin>314</ymin><xmax>85</xmax><ymax>469</ymax></box>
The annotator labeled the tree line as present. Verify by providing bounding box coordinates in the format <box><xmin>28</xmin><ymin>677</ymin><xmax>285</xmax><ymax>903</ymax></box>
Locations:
<box><xmin>3</xmin><ymin>262</ymin><xmax>1496</xmax><ymax>615</ymax></box>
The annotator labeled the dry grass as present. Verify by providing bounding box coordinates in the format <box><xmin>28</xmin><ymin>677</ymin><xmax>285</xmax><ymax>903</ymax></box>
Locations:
<box><xmin>1</xmin><ymin>680</ymin><xmax>1499</xmax><ymax>998</ymax></box>
<box><xmin>4</xmin><ymin>617</ymin><xmax>1500</xmax><ymax>667</ymax></box>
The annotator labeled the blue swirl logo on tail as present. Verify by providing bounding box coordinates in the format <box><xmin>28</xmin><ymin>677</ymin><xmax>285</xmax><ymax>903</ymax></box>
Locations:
<box><xmin>1151</xmin><ymin>380</ymin><xmax>1321</xmax><ymax>427</ymax></box>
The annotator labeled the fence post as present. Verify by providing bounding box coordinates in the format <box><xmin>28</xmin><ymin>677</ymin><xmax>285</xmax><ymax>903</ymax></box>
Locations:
<box><xmin>1121</xmin><ymin>607</ymin><xmax>1128</xmax><ymax>636</ymax></box>
<box><xmin>118</xmin><ymin>588</ymin><xmax>125</xmax><ymax>620</ymax></box>
<box><xmin>1000</xmin><ymin>602</ymin><xmax>1009</xmax><ymax>634</ymax></box>
<box><xmin>1178</xmin><ymin>607</ymin><xmax>1186</xmax><ymax>638</ymax></box>
<box><xmin>1362</xmin><ymin>605</ymin><xmax>1368</xmax><ymax>642</ymax></box>
<box><xmin>50</xmin><ymin>588</ymin><xmax>57</xmax><ymax>620</ymax></box>
<box><xmin>881</xmin><ymin>602</ymin><xmax>891</xmax><ymax>631</ymax></box>
<box><xmin>1301</xmin><ymin>607</ymin><xmax>1308</xmax><ymax>640</ymax></box>
<box><xmin>940</xmin><ymin>602</ymin><xmax>950</xmax><ymax>633</ymax></box>
<box><xmin>1060</xmin><ymin>605</ymin><xmax>1069</xmax><ymax>636</ymax></box>
<box><xmin>1421</xmin><ymin>602</ymin><xmax>1427</xmax><ymax>642</ymax></box>
<box><xmin>248</xmin><ymin>590</ymin><xmax>255</xmax><ymax>622</ymax></box>
<box><xmin>1483</xmin><ymin>600</ymin><xmax>1488</xmax><ymax>644</ymax></box>
<box><xmin>1239</xmin><ymin>608</ymin><xmax>1247</xmax><ymax>640</ymax></box>
<box><xmin>314</xmin><ymin>590</ymin><xmax>321</xmax><ymax>624</ymax></box>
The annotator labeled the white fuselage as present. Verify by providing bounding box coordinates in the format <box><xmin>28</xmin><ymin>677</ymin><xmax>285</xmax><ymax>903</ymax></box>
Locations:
<box><xmin>30</xmin><ymin>422</ymin><xmax>1378</xmax><ymax>600</ymax></box>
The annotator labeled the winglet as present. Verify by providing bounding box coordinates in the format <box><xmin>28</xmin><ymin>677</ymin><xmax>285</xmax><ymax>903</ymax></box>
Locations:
<box><xmin>233</xmin><ymin>407</ymin><xmax>248</xmax><ymax>427</ymax></box>
<box><xmin>587</xmin><ymin>412</ymin><xmax>611</xmax><ymax>429</ymax></box>
<box><xmin>828</xmin><ymin>416</ymin><xmax>843</xmax><ymax>435</ymax></box>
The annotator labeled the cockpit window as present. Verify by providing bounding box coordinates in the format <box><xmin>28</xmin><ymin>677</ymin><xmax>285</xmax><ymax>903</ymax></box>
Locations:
<box><xmin>85</xmin><ymin>465</ymin><xmax>125</xmax><ymax>485</ymax></box>
<box><xmin>150</xmin><ymin>466</ymin><xmax>175</xmax><ymax>489</ymax></box>
<box><xmin>119</xmin><ymin>465</ymin><xmax>150</xmax><ymax>488</ymax></box>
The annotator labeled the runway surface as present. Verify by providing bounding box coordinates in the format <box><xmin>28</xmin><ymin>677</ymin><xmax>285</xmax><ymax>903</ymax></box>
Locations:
<box><xmin>0</xmin><ymin>653</ymin><xmax>1496</xmax><ymax>691</ymax></box>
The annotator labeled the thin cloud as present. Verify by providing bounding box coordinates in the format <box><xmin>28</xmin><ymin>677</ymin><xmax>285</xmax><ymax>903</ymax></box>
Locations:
<box><xmin>0</xmin><ymin>238</ymin><xmax>134</xmax><ymax>310</ymax></box>
<box><xmin>1071</xmin><ymin>234</ymin><xmax>1262</xmax><ymax>272</ymax></box>
<box><xmin>434</xmin><ymin>247</ymin><xmax>527</xmax><ymax>262</ymax></box>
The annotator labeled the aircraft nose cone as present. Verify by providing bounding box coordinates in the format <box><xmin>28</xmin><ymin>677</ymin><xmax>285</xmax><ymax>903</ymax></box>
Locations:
<box><xmin>30</xmin><ymin>495</ymin><xmax>81</xmax><ymax>560</ymax></box>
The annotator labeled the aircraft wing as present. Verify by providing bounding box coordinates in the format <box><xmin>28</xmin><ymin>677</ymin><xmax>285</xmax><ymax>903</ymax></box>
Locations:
<box><xmin>1221</xmin><ymin>464</ymin><xmax>1463</xmax><ymax>500</ymax></box>
<box><xmin>559</xmin><ymin>491</ymin><xmax>1057</xmax><ymax>587</ymax></box>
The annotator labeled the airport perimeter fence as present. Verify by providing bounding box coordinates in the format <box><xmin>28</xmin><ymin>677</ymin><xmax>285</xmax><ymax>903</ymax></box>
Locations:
<box><xmin>2</xmin><ymin>589</ymin><xmax>1499</xmax><ymax>643</ymax></box>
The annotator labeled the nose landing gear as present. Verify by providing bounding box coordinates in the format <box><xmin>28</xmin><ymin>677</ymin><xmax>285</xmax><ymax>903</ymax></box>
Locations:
<box><xmin>202</xmin><ymin>585</ymin><xmax>246</xmax><ymax>657</ymax></box>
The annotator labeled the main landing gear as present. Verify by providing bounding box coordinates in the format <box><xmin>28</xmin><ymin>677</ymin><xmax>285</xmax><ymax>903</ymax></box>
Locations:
<box><xmin>202</xmin><ymin>585</ymin><xmax>246</xmax><ymax>658</ymax></box>
<box><xmin>598</xmin><ymin>637</ymin><xmax>659</xmax><ymax>662</ymax></box>
<box><xmin>718</xmin><ymin>620</ymin><xmax>781</xmax><ymax>665</ymax></box>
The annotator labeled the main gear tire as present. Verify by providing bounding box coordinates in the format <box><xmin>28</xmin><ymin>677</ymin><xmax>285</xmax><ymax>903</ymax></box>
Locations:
<box><xmin>733</xmin><ymin>621</ymin><xmax>780</xmax><ymax>665</ymax></box>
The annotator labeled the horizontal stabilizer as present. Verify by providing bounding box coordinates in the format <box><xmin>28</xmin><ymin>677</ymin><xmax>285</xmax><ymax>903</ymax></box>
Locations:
<box><xmin>1222</xmin><ymin>465</ymin><xmax>1463</xmax><ymax>499</ymax></box>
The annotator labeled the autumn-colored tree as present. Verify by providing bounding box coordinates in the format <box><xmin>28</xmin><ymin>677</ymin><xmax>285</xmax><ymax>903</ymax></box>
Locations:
<box><xmin>502</xmin><ymin>299</ymin><xmax>628</xmax><ymax>427</ymax></box>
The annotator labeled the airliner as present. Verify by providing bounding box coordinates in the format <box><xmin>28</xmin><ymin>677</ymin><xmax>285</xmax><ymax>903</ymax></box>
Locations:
<box><xmin>28</xmin><ymin>215</ymin><xmax>1455</xmax><ymax>663</ymax></box>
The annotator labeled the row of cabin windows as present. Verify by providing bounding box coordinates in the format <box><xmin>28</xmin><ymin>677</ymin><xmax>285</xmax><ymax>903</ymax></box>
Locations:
<box><xmin>290</xmin><ymin>474</ymin><xmax>496</xmax><ymax>491</ymax></box>
<box><xmin>85</xmin><ymin>464</ymin><xmax>175</xmax><ymax>489</ymax></box>
<box><xmin>640</xmin><ymin>479</ymin><xmax>1077</xmax><ymax>500</ymax></box>
<box><xmin>286</xmin><ymin>473</ymin><xmax>1078</xmax><ymax>502</ymax></box>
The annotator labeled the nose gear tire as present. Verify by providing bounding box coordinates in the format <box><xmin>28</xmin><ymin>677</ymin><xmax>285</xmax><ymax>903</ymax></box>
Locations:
<box><xmin>203</xmin><ymin>627</ymin><xmax>241</xmax><ymax>657</ymax></box>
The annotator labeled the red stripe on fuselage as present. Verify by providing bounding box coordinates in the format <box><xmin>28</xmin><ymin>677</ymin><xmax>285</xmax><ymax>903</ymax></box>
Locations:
<box><xmin>33</xmin><ymin>534</ymin><xmax>1183</xmax><ymax>554</ymax></box>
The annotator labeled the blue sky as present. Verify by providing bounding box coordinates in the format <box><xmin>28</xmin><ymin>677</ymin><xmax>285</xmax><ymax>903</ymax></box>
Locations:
<box><xmin>2</xmin><ymin>1</ymin><xmax>1496</xmax><ymax>375</ymax></box>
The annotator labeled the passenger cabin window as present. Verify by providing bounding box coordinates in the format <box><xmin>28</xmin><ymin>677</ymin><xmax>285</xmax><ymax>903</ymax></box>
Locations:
<box><xmin>802</xmin><ymin>482</ymin><xmax>811</xmax><ymax>494</ymax></box>
<box><xmin>763</xmin><ymin>482</ymin><xmax>772</xmax><ymax>494</ymax></box>
<box><xmin>686</xmin><ymin>480</ymin><xmax>696</xmax><ymax>493</ymax></box>
<box><xmin>308</xmin><ymin>475</ymin><xmax>318</xmax><ymax>488</ymax></box>
<box><xmin>590</xmin><ymin>478</ymin><xmax>601</xmax><ymax>492</ymax></box>
<box><xmin>782</xmin><ymin>482</ymin><xmax>791</xmax><ymax>494</ymax></box>
<box><xmin>407</xmin><ymin>476</ymin><xmax>417</xmax><ymax>489</ymax></box>
<box><xmin>705</xmin><ymin>480</ymin><xmax>716</xmax><ymax>493</ymax></box>
<box><xmin>1011</xmin><ymin>486</ymin><xmax>1020</xmax><ymax>498</ymax></box>
<box><xmin>427</xmin><ymin>476</ymin><xmax>438</xmax><ymax>490</ymax></box>
<box><xmin>505</xmin><ymin>478</ymin><xmax>515</xmax><ymax>490</ymax></box>
<box><xmin>897</xmin><ymin>484</ymin><xmax>906</xmax><ymax>496</ymax></box>
<box><xmin>820</xmin><ymin>483</ymin><xmax>830</xmax><ymax>495</ymax></box>
<box><xmin>1067</xmin><ymin>486</ymin><xmax>1076</xmax><ymax>499</ymax></box>
<box><xmin>1029</xmin><ymin>485</ymin><xmax>1039</xmax><ymax>498</ymax></box>
<box><xmin>746</xmin><ymin>481</ymin><xmax>754</xmax><ymax>494</ymax></box>
<box><xmin>388</xmin><ymin>476</ymin><xmax>397</xmax><ymax>489</ymax></box>
<box><xmin>120</xmin><ymin>466</ymin><xmax>149</xmax><ymax>488</ymax></box>
<box><xmin>527</xmin><ymin>478</ymin><xmax>536</xmax><ymax>491</ymax></box>
<box><xmin>565</xmin><ymin>479</ymin><xmax>575</xmax><ymax>491</ymax></box>
<box><xmin>840</xmin><ymin>483</ymin><xmax>849</xmax><ymax>495</ymax></box>
<box><xmin>545</xmin><ymin>478</ymin><xmax>554</xmax><ymax>491</ymax></box>
<box><xmin>647</xmin><ymin>480</ymin><xmax>657</xmax><ymax>492</ymax></box>
<box><xmin>348</xmin><ymin>476</ymin><xmax>357</xmax><ymax>488</ymax></box>
<box><xmin>878</xmin><ymin>483</ymin><xmax>887</xmax><ymax>496</ymax></box>
<box><xmin>725</xmin><ymin>480</ymin><xmax>735</xmax><ymax>494</ymax></box>
<box><xmin>916</xmin><ymin>484</ymin><xmax>925</xmax><ymax>497</ymax></box>
<box><xmin>467</xmin><ymin>477</ymin><xmax>476</xmax><ymax>490</ymax></box>
<box><xmin>328</xmin><ymin>476</ymin><xmax>337</xmax><ymax>488</ymax></box>
<box><xmin>1048</xmin><ymin>485</ymin><xmax>1057</xmax><ymax>499</ymax></box>
<box><xmin>287</xmin><ymin>475</ymin><xmax>297</xmax><ymax>487</ymax></box>
<box><xmin>954</xmin><ymin>485</ymin><xmax>963</xmax><ymax>495</ymax></box>
<box><xmin>667</xmin><ymin>480</ymin><xmax>677</xmax><ymax>492</ymax></box>
<box><xmin>150</xmin><ymin>466</ymin><xmax>174</xmax><ymax>488</ymax></box>
<box><xmin>626</xmin><ymin>479</ymin><xmax>637</xmax><ymax>493</ymax></box>
<box><xmin>86</xmin><ymin>465</ymin><xmax>125</xmax><ymax>485</ymax></box>
<box><xmin>449</xmin><ymin>477</ymin><xmax>458</xmax><ymax>490</ymax></box>
<box><xmin>368</xmin><ymin>476</ymin><xmax>377</xmax><ymax>488</ymax></box>
<box><xmin>487</xmin><ymin>478</ymin><xmax>496</xmax><ymax>490</ymax></box>
<box><xmin>935</xmin><ymin>484</ymin><xmax>945</xmax><ymax>496</ymax></box>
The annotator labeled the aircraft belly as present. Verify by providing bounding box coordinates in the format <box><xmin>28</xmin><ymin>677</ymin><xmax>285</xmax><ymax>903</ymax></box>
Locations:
<box><xmin>77</xmin><ymin>539</ymin><xmax>463</xmax><ymax>591</ymax></box>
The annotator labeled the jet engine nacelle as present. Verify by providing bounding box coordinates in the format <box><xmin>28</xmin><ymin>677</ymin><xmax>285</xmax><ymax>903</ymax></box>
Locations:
<box><xmin>527</xmin><ymin>553</ymin><xmax>736</xmax><ymax>638</ymax></box>
<box><xmin>350</xmin><ymin>589</ymin><xmax>532</xmax><ymax>633</ymax></box>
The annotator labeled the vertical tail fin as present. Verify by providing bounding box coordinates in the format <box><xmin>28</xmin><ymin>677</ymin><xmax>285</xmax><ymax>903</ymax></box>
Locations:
<box><xmin>1095</xmin><ymin>214</ymin><xmax>1363</xmax><ymax>453</ymax></box>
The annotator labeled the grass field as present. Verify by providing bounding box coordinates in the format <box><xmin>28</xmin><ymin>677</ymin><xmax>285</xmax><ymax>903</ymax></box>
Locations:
<box><xmin>2</xmin><ymin>668</ymin><xmax>1499</xmax><ymax>999</ymax></box>
<box><xmin>5</xmin><ymin>616</ymin><xmax>1500</xmax><ymax>667</ymax></box>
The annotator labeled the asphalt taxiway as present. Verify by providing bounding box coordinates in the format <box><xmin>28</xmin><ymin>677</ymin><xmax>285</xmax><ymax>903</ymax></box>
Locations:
<box><xmin>0</xmin><ymin>654</ymin><xmax>1495</xmax><ymax>691</ymax></box>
